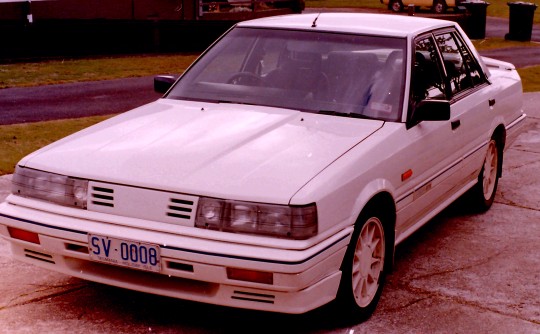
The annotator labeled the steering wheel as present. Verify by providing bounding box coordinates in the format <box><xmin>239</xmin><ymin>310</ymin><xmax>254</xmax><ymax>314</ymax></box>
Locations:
<box><xmin>227</xmin><ymin>72</ymin><xmax>264</xmax><ymax>86</ymax></box>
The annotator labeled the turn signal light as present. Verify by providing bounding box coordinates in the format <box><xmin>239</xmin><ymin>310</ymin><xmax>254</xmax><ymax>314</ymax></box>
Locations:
<box><xmin>227</xmin><ymin>268</ymin><xmax>273</xmax><ymax>285</ymax></box>
<box><xmin>8</xmin><ymin>227</ymin><xmax>40</xmax><ymax>244</ymax></box>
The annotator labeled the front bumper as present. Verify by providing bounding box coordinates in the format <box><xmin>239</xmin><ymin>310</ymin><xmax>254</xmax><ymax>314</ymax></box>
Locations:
<box><xmin>0</xmin><ymin>198</ymin><xmax>351</xmax><ymax>314</ymax></box>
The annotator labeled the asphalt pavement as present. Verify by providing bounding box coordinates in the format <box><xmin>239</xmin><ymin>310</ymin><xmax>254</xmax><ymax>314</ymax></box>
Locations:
<box><xmin>0</xmin><ymin>77</ymin><xmax>162</xmax><ymax>125</ymax></box>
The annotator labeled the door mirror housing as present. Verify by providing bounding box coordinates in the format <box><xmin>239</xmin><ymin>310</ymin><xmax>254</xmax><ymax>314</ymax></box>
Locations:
<box><xmin>407</xmin><ymin>99</ymin><xmax>451</xmax><ymax>128</ymax></box>
<box><xmin>154</xmin><ymin>75</ymin><xmax>178</xmax><ymax>94</ymax></box>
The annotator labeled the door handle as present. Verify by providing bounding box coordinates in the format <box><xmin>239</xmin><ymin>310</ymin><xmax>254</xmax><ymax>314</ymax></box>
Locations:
<box><xmin>489</xmin><ymin>99</ymin><xmax>496</xmax><ymax>107</ymax></box>
<box><xmin>451</xmin><ymin>119</ymin><xmax>461</xmax><ymax>130</ymax></box>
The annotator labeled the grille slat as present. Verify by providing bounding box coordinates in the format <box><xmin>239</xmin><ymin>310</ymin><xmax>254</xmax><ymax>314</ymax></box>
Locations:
<box><xmin>166</xmin><ymin>198</ymin><xmax>194</xmax><ymax>222</ymax></box>
<box><xmin>91</xmin><ymin>186</ymin><xmax>115</xmax><ymax>208</ymax></box>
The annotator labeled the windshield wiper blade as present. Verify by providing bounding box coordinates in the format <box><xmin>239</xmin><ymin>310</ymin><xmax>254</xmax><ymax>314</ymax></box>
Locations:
<box><xmin>218</xmin><ymin>100</ymin><xmax>260</xmax><ymax>107</ymax></box>
<box><xmin>318</xmin><ymin>110</ymin><xmax>374</xmax><ymax>119</ymax></box>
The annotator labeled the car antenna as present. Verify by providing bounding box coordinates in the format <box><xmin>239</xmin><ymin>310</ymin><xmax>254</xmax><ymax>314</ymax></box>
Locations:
<box><xmin>311</xmin><ymin>13</ymin><xmax>321</xmax><ymax>28</ymax></box>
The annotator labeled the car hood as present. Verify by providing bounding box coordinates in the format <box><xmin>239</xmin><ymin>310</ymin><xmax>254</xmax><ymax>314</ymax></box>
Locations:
<box><xmin>20</xmin><ymin>99</ymin><xmax>383</xmax><ymax>204</ymax></box>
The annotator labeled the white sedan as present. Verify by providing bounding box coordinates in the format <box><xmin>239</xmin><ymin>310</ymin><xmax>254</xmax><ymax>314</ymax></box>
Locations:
<box><xmin>0</xmin><ymin>13</ymin><xmax>525</xmax><ymax>322</ymax></box>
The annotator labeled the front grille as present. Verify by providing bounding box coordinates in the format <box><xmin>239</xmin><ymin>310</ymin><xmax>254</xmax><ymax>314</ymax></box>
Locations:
<box><xmin>90</xmin><ymin>186</ymin><xmax>114</xmax><ymax>207</ymax></box>
<box><xmin>167</xmin><ymin>198</ymin><xmax>194</xmax><ymax>220</ymax></box>
<box><xmin>87</xmin><ymin>181</ymin><xmax>198</xmax><ymax>227</ymax></box>
<box><xmin>232</xmin><ymin>291</ymin><xmax>275</xmax><ymax>304</ymax></box>
<box><xmin>24</xmin><ymin>249</ymin><xmax>55</xmax><ymax>264</ymax></box>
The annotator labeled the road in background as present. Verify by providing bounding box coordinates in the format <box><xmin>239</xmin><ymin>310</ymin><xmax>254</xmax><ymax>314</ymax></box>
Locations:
<box><xmin>0</xmin><ymin>77</ymin><xmax>161</xmax><ymax>125</ymax></box>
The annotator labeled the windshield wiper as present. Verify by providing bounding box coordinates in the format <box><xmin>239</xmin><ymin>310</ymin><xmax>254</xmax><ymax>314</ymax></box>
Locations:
<box><xmin>318</xmin><ymin>110</ymin><xmax>375</xmax><ymax>120</ymax></box>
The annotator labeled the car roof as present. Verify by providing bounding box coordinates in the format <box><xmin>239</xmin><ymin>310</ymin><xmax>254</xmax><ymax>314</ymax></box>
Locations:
<box><xmin>237</xmin><ymin>13</ymin><xmax>456</xmax><ymax>38</ymax></box>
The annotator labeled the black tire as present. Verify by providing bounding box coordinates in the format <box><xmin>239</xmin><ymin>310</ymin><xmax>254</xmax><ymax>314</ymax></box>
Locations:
<box><xmin>335</xmin><ymin>209</ymin><xmax>388</xmax><ymax>323</ymax></box>
<box><xmin>389</xmin><ymin>0</ymin><xmax>404</xmax><ymax>12</ymax></box>
<box><xmin>471</xmin><ymin>138</ymin><xmax>501</xmax><ymax>211</ymax></box>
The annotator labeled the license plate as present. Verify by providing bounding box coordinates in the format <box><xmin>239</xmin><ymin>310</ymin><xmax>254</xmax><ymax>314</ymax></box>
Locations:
<box><xmin>88</xmin><ymin>234</ymin><xmax>161</xmax><ymax>273</ymax></box>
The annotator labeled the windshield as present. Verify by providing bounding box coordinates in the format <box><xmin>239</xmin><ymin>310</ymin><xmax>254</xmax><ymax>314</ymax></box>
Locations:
<box><xmin>167</xmin><ymin>28</ymin><xmax>407</xmax><ymax>122</ymax></box>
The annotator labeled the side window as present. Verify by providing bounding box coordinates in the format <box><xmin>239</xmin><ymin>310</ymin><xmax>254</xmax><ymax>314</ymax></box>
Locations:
<box><xmin>434</xmin><ymin>31</ymin><xmax>486</xmax><ymax>95</ymax></box>
<box><xmin>413</xmin><ymin>36</ymin><xmax>446</xmax><ymax>103</ymax></box>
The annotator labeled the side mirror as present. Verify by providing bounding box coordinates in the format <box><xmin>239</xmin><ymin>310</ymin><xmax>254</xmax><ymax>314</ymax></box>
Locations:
<box><xmin>154</xmin><ymin>75</ymin><xmax>178</xmax><ymax>94</ymax></box>
<box><xmin>407</xmin><ymin>99</ymin><xmax>450</xmax><ymax>128</ymax></box>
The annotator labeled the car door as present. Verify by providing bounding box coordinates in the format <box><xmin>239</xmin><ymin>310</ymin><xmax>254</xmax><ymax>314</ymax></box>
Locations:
<box><xmin>394</xmin><ymin>33</ymin><xmax>469</xmax><ymax>241</ymax></box>
<box><xmin>432</xmin><ymin>29</ymin><xmax>494</xmax><ymax>183</ymax></box>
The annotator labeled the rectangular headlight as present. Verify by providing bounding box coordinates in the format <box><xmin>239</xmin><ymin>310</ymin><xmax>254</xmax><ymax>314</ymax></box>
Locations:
<box><xmin>12</xmin><ymin>166</ymin><xmax>88</xmax><ymax>209</ymax></box>
<box><xmin>195</xmin><ymin>197</ymin><xmax>317</xmax><ymax>239</ymax></box>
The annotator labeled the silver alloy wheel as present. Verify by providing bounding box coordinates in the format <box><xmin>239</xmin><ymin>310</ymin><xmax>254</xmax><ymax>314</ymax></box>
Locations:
<box><xmin>483</xmin><ymin>139</ymin><xmax>498</xmax><ymax>201</ymax></box>
<box><xmin>352</xmin><ymin>217</ymin><xmax>385</xmax><ymax>307</ymax></box>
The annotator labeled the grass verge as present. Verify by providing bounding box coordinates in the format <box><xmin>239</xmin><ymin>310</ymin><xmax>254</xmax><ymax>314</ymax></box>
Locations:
<box><xmin>0</xmin><ymin>53</ymin><xmax>198</xmax><ymax>89</ymax></box>
<box><xmin>472</xmin><ymin>38</ymin><xmax>540</xmax><ymax>51</ymax></box>
<box><xmin>0</xmin><ymin>115</ymin><xmax>112</xmax><ymax>175</ymax></box>
<box><xmin>518</xmin><ymin>66</ymin><xmax>540</xmax><ymax>92</ymax></box>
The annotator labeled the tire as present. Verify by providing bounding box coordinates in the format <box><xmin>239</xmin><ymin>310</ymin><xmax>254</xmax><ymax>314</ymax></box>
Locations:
<box><xmin>432</xmin><ymin>0</ymin><xmax>447</xmax><ymax>13</ymax></box>
<box><xmin>389</xmin><ymin>0</ymin><xmax>404</xmax><ymax>12</ymax></box>
<box><xmin>335</xmin><ymin>210</ymin><xmax>387</xmax><ymax>322</ymax></box>
<box><xmin>471</xmin><ymin>139</ymin><xmax>500</xmax><ymax>211</ymax></box>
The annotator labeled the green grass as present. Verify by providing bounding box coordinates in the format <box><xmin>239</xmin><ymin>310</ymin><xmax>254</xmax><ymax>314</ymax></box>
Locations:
<box><xmin>0</xmin><ymin>53</ymin><xmax>198</xmax><ymax>89</ymax></box>
<box><xmin>473</xmin><ymin>38</ymin><xmax>540</xmax><ymax>50</ymax></box>
<box><xmin>518</xmin><ymin>66</ymin><xmax>540</xmax><ymax>92</ymax></box>
<box><xmin>0</xmin><ymin>116</ymin><xmax>112</xmax><ymax>175</ymax></box>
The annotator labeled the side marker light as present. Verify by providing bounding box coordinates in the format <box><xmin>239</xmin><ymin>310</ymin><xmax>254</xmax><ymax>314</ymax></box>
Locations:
<box><xmin>401</xmin><ymin>169</ymin><xmax>413</xmax><ymax>182</ymax></box>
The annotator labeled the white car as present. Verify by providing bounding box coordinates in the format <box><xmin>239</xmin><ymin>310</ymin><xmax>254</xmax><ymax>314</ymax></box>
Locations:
<box><xmin>0</xmin><ymin>13</ymin><xmax>525</xmax><ymax>322</ymax></box>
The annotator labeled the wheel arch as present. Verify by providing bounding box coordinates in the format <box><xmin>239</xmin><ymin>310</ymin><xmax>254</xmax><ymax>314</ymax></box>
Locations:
<box><xmin>352</xmin><ymin>191</ymin><xmax>397</xmax><ymax>272</ymax></box>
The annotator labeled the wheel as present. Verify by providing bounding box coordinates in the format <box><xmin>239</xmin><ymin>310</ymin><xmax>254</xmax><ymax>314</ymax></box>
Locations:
<box><xmin>432</xmin><ymin>0</ymin><xmax>447</xmax><ymax>13</ymax></box>
<box><xmin>227</xmin><ymin>72</ymin><xmax>263</xmax><ymax>86</ymax></box>
<box><xmin>336</xmin><ymin>211</ymin><xmax>387</xmax><ymax>322</ymax></box>
<box><xmin>389</xmin><ymin>0</ymin><xmax>403</xmax><ymax>12</ymax></box>
<box><xmin>471</xmin><ymin>139</ymin><xmax>500</xmax><ymax>211</ymax></box>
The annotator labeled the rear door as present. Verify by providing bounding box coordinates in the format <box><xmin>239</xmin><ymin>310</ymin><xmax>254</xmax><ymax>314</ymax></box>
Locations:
<box><xmin>432</xmin><ymin>29</ymin><xmax>493</xmax><ymax>187</ymax></box>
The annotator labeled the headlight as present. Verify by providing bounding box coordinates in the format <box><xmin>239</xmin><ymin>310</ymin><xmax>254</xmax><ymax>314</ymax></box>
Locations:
<box><xmin>12</xmin><ymin>166</ymin><xmax>88</xmax><ymax>209</ymax></box>
<box><xmin>195</xmin><ymin>197</ymin><xmax>317</xmax><ymax>239</ymax></box>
